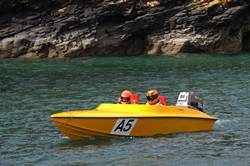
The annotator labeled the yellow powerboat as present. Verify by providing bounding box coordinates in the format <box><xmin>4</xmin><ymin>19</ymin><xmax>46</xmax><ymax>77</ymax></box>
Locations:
<box><xmin>51</xmin><ymin>103</ymin><xmax>218</xmax><ymax>140</ymax></box>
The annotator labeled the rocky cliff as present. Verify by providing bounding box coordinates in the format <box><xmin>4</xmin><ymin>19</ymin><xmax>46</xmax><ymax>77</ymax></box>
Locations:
<box><xmin>0</xmin><ymin>0</ymin><xmax>249</xmax><ymax>58</ymax></box>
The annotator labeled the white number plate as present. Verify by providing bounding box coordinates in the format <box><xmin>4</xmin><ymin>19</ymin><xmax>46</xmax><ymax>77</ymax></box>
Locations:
<box><xmin>111</xmin><ymin>118</ymin><xmax>138</xmax><ymax>135</ymax></box>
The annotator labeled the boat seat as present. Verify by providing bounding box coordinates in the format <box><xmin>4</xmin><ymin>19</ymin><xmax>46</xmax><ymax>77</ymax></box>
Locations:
<box><xmin>159</xmin><ymin>96</ymin><xmax>167</xmax><ymax>105</ymax></box>
<box><xmin>131</xmin><ymin>94</ymin><xmax>140</xmax><ymax>104</ymax></box>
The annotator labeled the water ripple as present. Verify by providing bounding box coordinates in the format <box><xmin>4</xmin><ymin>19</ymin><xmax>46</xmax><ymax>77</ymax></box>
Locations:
<box><xmin>1</xmin><ymin>54</ymin><xmax>250</xmax><ymax>165</ymax></box>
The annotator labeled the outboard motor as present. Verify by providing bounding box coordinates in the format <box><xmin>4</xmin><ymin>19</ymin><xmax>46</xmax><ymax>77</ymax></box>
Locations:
<box><xmin>176</xmin><ymin>92</ymin><xmax>204</xmax><ymax>112</ymax></box>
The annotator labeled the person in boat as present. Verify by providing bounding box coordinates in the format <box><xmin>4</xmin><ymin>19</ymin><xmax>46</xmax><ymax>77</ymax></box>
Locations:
<box><xmin>118</xmin><ymin>90</ymin><xmax>140</xmax><ymax>104</ymax></box>
<box><xmin>146</xmin><ymin>89</ymin><xmax>167</xmax><ymax>106</ymax></box>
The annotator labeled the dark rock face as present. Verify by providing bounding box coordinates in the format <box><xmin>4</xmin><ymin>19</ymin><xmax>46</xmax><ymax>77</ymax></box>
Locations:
<box><xmin>0</xmin><ymin>0</ymin><xmax>249</xmax><ymax>58</ymax></box>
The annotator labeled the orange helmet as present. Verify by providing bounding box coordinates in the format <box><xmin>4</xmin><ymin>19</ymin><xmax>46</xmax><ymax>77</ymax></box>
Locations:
<box><xmin>146</xmin><ymin>89</ymin><xmax>159</xmax><ymax>105</ymax></box>
<box><xmin>120</xmin><ymin>90</ymin><xmax>132</xmax><ymax>104</ymax></box>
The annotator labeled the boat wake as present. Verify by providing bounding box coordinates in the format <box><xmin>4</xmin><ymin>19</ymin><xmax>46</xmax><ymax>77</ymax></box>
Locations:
<box><xmin>214</xmin><ymin>118</ymin><xmax>239</xmax><ymax>130</ymax></box>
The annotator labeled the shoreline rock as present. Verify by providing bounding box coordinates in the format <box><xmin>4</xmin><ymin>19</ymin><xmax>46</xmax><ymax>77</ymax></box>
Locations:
<box><xmin>0</xmin><ymin>0</ymin><xmax>249</xmax><ymax>58</ymax></box>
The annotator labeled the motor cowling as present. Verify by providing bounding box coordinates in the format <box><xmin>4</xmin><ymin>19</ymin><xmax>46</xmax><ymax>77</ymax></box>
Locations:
<box><xmin>176</xmin><ymin>92</ymin><xmax>204</xmax><ymax>112</ymax></box>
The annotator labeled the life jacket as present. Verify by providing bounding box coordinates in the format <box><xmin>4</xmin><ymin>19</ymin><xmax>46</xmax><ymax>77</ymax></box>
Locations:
<box><xmin>131</xmin><ymin>94</ymin><xmax>140</xmax><ymax>104</ymax></box>
<box><xmin>159</xmin><ymin>96</ymin><xmax>167</xmax><ymax>105</ymax></box>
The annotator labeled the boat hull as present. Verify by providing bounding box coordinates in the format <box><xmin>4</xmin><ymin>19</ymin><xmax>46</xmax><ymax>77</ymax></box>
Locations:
<box><xmin>51</xmin><ymin>104</ymin><xmax>217</xmax><ymax>140</ymax></box>
<box><xmin>52</xmin><ymin>116</ymin><xmax>216</xmax><ymax>140</ymax></box>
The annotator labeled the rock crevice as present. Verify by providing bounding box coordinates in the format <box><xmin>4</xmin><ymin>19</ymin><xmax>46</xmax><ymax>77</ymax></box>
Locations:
<box><xmin>0</xmin><ymin>0</ymin><xmax>249</xmax><ymax>58</ymax></box>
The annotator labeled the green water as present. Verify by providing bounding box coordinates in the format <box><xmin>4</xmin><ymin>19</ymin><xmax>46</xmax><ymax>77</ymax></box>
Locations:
<box><xmin>1</xmin><ymin>54</ymin><xmax>250</xmax><ymax>165</ymax></box>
